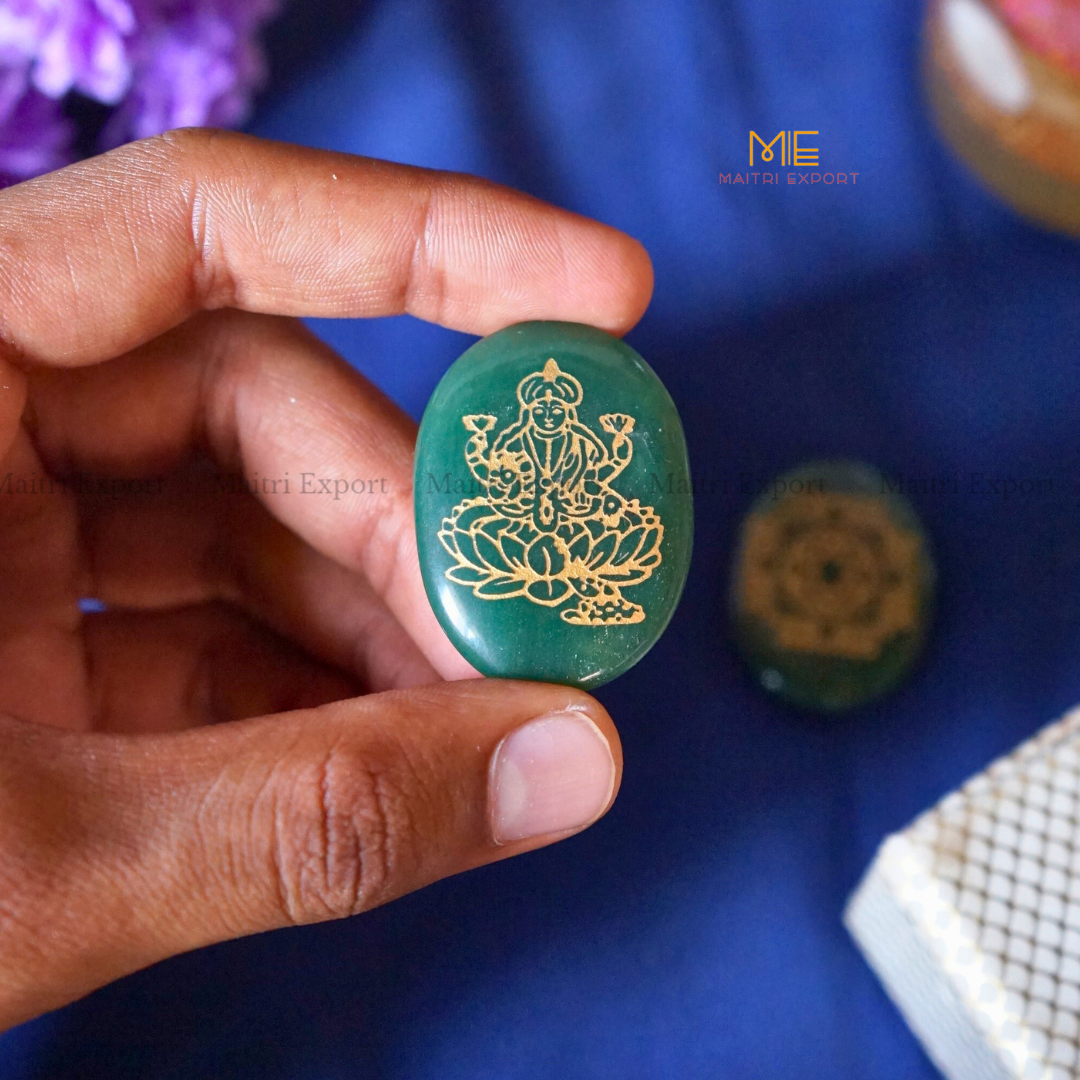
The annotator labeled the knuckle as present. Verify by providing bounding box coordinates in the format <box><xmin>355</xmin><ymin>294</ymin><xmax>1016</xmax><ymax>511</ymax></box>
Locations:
<box><xmin>271</xmin><ymin>740</ymin><xmax>423</xmax><ymax>925</ymax></box>
<box><xmin>130</xmin><ymin>128</ymin><xmax>221</xmax><ymax>183</ymax></box>
<box><xmin>135</xmin><ymin>128</ymin><xmax>242</xmax><ymax>310</ymax></box>
<box><xmin>403</xmin><ymin>181</ymin><xmax>449</xmax><ymax>325</ymax></box>
<box><xmin>148</xmin><ymin>125</ymin><xmax>230</xmax><ymax>161</ymax></box>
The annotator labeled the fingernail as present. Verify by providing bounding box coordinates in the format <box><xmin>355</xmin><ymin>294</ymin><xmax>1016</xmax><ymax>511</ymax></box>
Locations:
<box><xmin>489</xmin><ymin>711</ymin><xmax>616</xmax><ymax>844</ymax></box>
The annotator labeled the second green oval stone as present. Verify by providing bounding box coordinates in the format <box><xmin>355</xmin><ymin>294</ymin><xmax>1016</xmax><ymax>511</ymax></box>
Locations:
<box><xmin>415</xmin><ymin>321</ymin><xmax>693</xmax><ymax>689</ymax></box>
<box><xmin>731</xmin><ymin>460</ymin><xmax>935</xmax><ymax>712</ymax></box>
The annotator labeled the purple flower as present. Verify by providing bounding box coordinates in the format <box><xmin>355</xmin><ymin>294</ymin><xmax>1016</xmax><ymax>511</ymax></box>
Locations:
<box><xmin>0</xmin><ymin>0</ymin><xmax>279</xmax><ymax>187</ymax></box>
<box><xmin>0</xmin><ymin>68</ymin><xmax>72</xmax><ymax>185</ymax></box>
<box><xmin>0</xmin><ymin>0</ymin><xmax>135</xmax><ymax>103</ymax></box>
<box><xmin>105</xmin><ymin>0</ymin><xmax>278</xmax><ymax>146</ymax></box>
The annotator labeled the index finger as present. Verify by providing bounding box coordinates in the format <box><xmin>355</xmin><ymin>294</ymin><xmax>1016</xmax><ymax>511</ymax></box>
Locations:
<box><xmin>0</xmin><ymin>129</ymin><xmax>653</xmax><ymax>368</ymax></box>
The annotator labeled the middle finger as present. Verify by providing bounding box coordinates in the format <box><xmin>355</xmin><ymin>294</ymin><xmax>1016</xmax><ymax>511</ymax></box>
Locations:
<box><xmin>77</xmin><ymin>462</ymin><xmax>439</xmax><ymax>693</ymax></box>
<box><xmin>25</xmin><ymin>309</ymin><xmax>467</xmax><ymax>681</ymax></box>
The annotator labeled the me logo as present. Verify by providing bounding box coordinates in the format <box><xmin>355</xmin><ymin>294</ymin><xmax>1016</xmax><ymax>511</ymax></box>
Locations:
<box><xmin>749</xmin><ymin>130</ymin><xmax>819</xmax><ymax>167</ymax></box>
<box><xmin>720</xmin><ymin>129</ymin><xmax>859</xmax><ymax>187</ymax></box>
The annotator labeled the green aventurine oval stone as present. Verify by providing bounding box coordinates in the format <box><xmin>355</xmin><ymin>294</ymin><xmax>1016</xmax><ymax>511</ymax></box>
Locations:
<box><xmin>731</xmin><ymin>460</ymin><xmax>935</xmax><ymax>712</ymax></box>
<box><xmin>415</xmin><ymin>321</ymin><xmax>693</xmax><ymax>689</ymax></box>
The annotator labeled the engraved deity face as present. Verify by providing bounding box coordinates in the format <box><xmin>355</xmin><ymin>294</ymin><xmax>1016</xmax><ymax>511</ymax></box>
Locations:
<box><xmin>530</xmin><ymin>392</ymin><xmax>570</xmax><ymax>437</ymax></box>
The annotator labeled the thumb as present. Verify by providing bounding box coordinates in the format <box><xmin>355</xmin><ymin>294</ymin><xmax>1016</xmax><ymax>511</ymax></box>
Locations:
<box><xmin>0</xmin><ymin>680</ymin><xmax>620</xmax><ymax>1029</ymax></box>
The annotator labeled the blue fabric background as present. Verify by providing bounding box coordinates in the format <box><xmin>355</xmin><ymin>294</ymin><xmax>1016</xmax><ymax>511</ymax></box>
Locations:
<box><xmin>5</xmin><ymin>0</ymin><xmax>1080</xmax><ymax>1076</ymax></box>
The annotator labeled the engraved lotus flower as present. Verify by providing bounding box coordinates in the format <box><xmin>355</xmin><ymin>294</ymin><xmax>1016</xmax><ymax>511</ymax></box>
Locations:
<box><xmin>439</xmin><ymin>499</ymin><xmax>663</xmax><ymax>624</ymax></box>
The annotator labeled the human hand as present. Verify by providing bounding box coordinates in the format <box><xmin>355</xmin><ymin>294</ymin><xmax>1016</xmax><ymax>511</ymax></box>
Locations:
<box><xmin>0</xmin><ymin>130</ymin><xmax>652</xmax><ymax>1029</ymax></box>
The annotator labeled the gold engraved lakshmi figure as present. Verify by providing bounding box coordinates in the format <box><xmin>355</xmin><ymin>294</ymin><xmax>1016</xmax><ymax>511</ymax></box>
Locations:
<box><xmin>437</xmin><ymin>358</ymin><xmax>665</xmax><ymax>625</ymax></box>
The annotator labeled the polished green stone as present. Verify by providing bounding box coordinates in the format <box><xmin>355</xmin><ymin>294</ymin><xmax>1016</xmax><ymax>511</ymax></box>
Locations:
<box><xmin>730</xmin><ymin>460</ymin><xmax>935</xmax><ymax>712</ymax></box>
<box><xmin>415</xmin><ymin>321</ymin><xmax>693</xmax><ymax>689</ymax></box>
